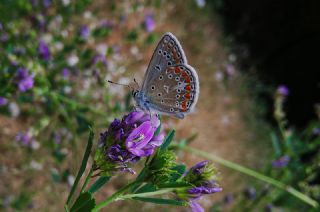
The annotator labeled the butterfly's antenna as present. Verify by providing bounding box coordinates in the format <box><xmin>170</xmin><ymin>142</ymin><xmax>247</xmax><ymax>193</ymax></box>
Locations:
<box><xmin>133</xmin><ymin>78</ymin><xmax>139</xmax><ymax>87</ymax></box>
<box><xmin>107</xmin><ymin>80</ymin><xmax>133</xmax><ymax>90</ymax></box>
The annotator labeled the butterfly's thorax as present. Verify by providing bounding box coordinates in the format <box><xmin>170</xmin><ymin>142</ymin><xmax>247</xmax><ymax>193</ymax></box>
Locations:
<box><xmin>133</xmin><ymin>90</ymin><xmax>151</xmax><ymax>111</ymax></box>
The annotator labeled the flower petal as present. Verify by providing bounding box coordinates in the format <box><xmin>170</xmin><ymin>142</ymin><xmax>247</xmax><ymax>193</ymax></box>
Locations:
<box><xmin>189</xmin><ymin>201</ymin><xmax>204</xmax><ymax>212</ymax></box>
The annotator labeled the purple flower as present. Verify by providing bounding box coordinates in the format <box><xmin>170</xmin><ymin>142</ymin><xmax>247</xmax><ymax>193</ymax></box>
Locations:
<box><xmin>16</xmin><ymin>132</ymin><xmax>33</xmax><ymax>146</ymax></box>
<box><xmin>43</xmin><ymin>0</ymin><xmax>51</xmax><ymax>8</ymax></box>
<box><xmin>94</xmin><ymin>111</ymin><xmax>164</xmax><ymax>175</ymax></box>
<box><xmin>144</xmin><ymin>14</ymin><xmax>155</xmax><ymax>32</ymax></box>
<box><xmin>277</xmin><ymin>85</ymin><xmax>289</xmax><ymax>96</ymax></box>
<box><xmin>38</xmin><ymin>40</ymin><xmax>50</xmax><ymax>60</ymax></box>
<box><xmin>61</xmin><ymin>68</ymin><xmax>70</xmax><ymax>79</ymax></box>
<box><xmin>15</xmin><ymin>68</ymin><xmax>35</xmax><ymax>92</ymax></box>
<box><xmin>190</xmin><ymin>161</ymin><xmax>208</xmax><ymax>175</ymax></box>
<box><xmin>189</xmin><ymin>201</ymin><xmax>204</xmax><ymax>212</ymax></box>
<box><xmin>92</xmin><ymin>54</ymin><xmax>108</xmax><ymax>67</ymax></box>
<box><xmin>272</xmin><ymin>155</ymin><xmax>290</xmax><ymax>168</ymax></box>
<box><xmin>0</xmin><ymin>97</ymin><xmax>8</xmax><ymax>106</ymax></box>
<box><xmin>79</xmin><ymin>25</ymin><xmax>90</xmax><ymax>39</ymax></box>
<box><xmin>178</xmin><ymin>161</ymin><xmax>222</xmax><ymax>212</ymax></box>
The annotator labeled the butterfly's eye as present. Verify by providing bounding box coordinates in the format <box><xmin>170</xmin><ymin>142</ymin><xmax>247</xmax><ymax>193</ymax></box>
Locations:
<box><xmin>132</xmin><ymin>90</ymin><xmax>139</xmax><ymax>97</ymax></box>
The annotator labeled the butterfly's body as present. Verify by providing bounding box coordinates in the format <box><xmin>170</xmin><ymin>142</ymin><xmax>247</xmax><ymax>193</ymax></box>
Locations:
<box><xmin>134</xmin><ymin>32</ymin><xmax>199</xmax><ymax>119</ymax></box>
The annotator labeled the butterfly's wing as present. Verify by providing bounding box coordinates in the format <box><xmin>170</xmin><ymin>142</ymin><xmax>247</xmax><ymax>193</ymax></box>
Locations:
<box><xmin>142</xmin><ymin>33</ymin><xmax>199</xmax><ymax>119</ymax></box>
<box><xmin>141</xmin><ymin>32</ymin><xmax>186</xmax><ymax>90</ymax></box>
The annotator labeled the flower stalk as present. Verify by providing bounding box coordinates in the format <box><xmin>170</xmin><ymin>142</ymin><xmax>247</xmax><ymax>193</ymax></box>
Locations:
<box><xmin>176</xmin><ymin>144</ymin><xmax>319</xmax><ymax>208</ymax></box>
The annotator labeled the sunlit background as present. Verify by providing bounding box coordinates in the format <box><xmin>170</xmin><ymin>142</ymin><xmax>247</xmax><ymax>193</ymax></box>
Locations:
<box><xmin>0</xmin><ymin>0</ymin><xmax>319</xmax><ymax>211</ymax></box>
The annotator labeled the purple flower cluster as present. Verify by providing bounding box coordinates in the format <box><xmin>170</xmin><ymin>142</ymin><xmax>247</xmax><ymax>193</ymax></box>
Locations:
<box><xmin>95</xmin><ymin>111</ymin><xmax>164</xmax><ymax>175</ymax></box>
<box><xmin>38</xmin><ymin>40</ymin><xmax>50</xmax><ymax>60</ymax></box>
<box><xmin>15</xmin><ymin>68</ymin><xmax>35</xmax><ymax>92</ymax></box>
<box><xmin>180</xmin><ymin>161</ymin><xmax>222</xmax><ymax>212</ymax></box>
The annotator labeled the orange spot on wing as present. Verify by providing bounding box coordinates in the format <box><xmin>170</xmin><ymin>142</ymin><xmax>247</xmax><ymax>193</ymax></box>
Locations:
<box><xmin>175</xmin><ymin>67</ymin><xmax>181</xmax><ymax>74</ymax></box>
<box><xmin>173</xmin><ymin>52</ymin><xmax>180</xmax><ymax>63</ymax></box>
<box><xmin>184</xmin><ymin>76</ymin><xmax>191</xmax><ymax>83</ymax></box>
<box><xmin>181</xmin><ymin>101</ymin><xmax>187</xmax><ymax>111</ymax></box>
<box><xmin>185</xmin><ymin>85</ymin><xmax>191</xmax><ymax>91</ymax></box>
<box><xmin>184</xmin><ymin>93</ymin><xmax>191</xmax><ymax>99</ymax></box>
<box><xmin>181</xmin><ymin>71</ymin><xmax>187</xmax><ymax>77</ymax></box>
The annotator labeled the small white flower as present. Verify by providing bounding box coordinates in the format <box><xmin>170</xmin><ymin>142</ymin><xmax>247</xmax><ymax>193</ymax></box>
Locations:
<box><xmin>96</xmin><ymin>44</ymin><xmax>108</xmax><ymax>56</ymax></box>
<box><xmin>130</xmin><ymin>46</ymin><xmax>139</xmax><ymax>55</ymax></box>
<box><xmin>214</xmin><ymin>71</ymin><xmax>224</xmax><ymax>82</ymax></box>
<box><xmin>67</xmin><ymin>54</ymin><xmax>79</xmax><ymax>66</ymax></box>
<box><xmin>54</xmin><ymin>42</ymin><xmax>64</xmax><ymax>51</ymax></box>
<box><xmin>196</xmin><ymin>0</ymin><xmax>206</xmax><ymax>8</ymax></box>
<box><xmin>30</xmin><ymin>160</ymin><xmax>43</xmax><ymax>170</ymax></box>
<box><xmin>84</xmin><ymin>11</ymin><xmax>92</xmax><ymax>19</ymax></box>
<box><xmin>67</xmin><ymin>175</ymin><xmax>75</xmax><ymax>187</ymax></box>
<box><xmin>31</xmin><ymin>141</ymin><xmax>40</xmax><ymax>150</ymax></box>
<box><xmin>63</xmin><ymin>86</ymin><xmax>72</xmax><ymax>94</ymax></box>
<box><xmin>62</xmin><ymin>0</ymin><xmax>70</xmax><ymax>6</ymax></box>
<box><xmin>228</xmin><ymin>54</ymin><xmax>237</xmax><ymax>62</ymax></box>
<box><xmin>61</xmin><ymin>30</ymin><xmax>69</xmax><ymax>38</ymax></box>
<box><xmin>9</xmin><ymin>102</ymin><xmax>20</xmax><ymax>117</ymax></box>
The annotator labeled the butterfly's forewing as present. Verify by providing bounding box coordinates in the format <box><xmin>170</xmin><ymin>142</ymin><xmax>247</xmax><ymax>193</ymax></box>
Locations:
<box><xmin>142</xmin><ymin>33</ymin><xmax>186</xmax><ymax>90</ymax></box>
<box><xmin>142</xmin><ymin>33</ymin><xmax>199</xmax><ymax>119</ymax></box>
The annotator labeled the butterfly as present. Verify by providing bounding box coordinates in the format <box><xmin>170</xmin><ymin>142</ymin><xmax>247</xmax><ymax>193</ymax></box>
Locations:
<box><xmin>110</xmin><ymin>32</ymin><xmax>199</xmax><ymax>119</ymax></box>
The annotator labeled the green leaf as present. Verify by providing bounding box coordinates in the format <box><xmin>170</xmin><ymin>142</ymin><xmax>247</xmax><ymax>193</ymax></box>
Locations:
<box><xmin>70</xmin><ymin>192</ymin><xmax>96</xmax><ymax>212</ymax></box>
<box><xmin>88</xmin><ymin>176</ymin><xmax>111</xmax><ymax>193</ymax></box>
<box><xmin>170</xmin><ymin>164</ymin><xmax>187</xmax><ymax>181</ymax></box>
<box><xmin>135</xmin><ymin>183</ymin><xmax>157</xmax><ymax>194</ymax></box>
<box><xmin>160</xmin><ymin>130</ymin><xmax>175</xmax><ymax>152</ymax></box>
<box><xmin>271</xmin><ymin>132</ymin><xmax>282</xmax><ymax>156</ymax></box>
<box><xmin>132</xmin><ymin>197</ymin><xmax>187</xmax><ymax>206</ymax></box>
<box><xmin>66</xmin><ymin>129</ymin><xmax>94</xmax><ymax>206</ymax></box>
<box><xmin>158</xmin><ymin>182</ymin><xmax>190</xmax><ymax>189</ymax></box>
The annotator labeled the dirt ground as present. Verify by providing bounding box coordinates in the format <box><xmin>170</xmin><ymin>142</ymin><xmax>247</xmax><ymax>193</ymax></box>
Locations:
<box><xmin>0</xmin><ymin>1</ymin><xmax>271</xmax><ymax>211</ymax></box>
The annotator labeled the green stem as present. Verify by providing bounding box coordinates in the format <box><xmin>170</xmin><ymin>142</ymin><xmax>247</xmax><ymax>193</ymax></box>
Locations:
<box><xmin>66</xmin><ymin>129</ymin><xmax>94</xmax><ymax>207</ymax></box>
<box><xmin>80</xmin><ymin>168</ymin><xmax>94</xmax><ymax>193</ymax></box>
<box><xmin>92</xmin><ymin>181</ymin><xmax>140</xmax><ymax>211</ymax></box>
<box><xmin>121</xmin><ymin>188</ymin><xmax>176</xmax><ymax>200</ymax></box>
<box><xmin>175</xmin><ymin>145</ymin><xmax>319</xmax><ymax>208</ymax></box>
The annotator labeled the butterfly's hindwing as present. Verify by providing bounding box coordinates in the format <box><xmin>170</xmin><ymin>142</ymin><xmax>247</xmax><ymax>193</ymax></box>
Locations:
<box><xmin>145</xmin><ymin>64</ymin><xmax>199</xmax><ymax>117</ymax></box>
